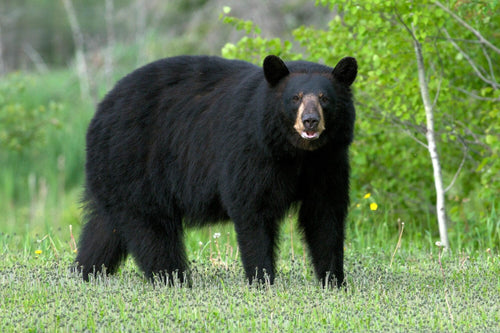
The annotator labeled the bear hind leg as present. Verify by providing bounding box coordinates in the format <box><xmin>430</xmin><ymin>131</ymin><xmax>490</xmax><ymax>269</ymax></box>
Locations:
<box><xmin>75</xmin><ymin>209</ymin><xmax>127</xmax><ymax>281</ymax></box>
<box><xmin>125</xmin><ymin>215</ymin><xmax>190</xmax><ymax>286</ymax></box>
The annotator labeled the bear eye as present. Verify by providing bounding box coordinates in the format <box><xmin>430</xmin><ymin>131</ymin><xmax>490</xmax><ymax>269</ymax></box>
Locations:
<box><xmin>292</xmin><ymin>95</ymin><xmax>301</xmax><ymax>103</ymax></box>
<box><xmin>319</xmin><ymin>94</ymin><xmax>329</xmax><ymax>104</ymax></box>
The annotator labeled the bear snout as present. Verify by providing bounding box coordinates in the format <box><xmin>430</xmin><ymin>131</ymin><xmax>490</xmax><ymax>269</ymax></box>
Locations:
<box><xmin>302</xmin><ymin>113</ymin><xmax>320</xmax><ymax>131</ymax></box>
<box><xmin>294</xmin><ymin>94</ymin><xmax>326</xmax><ymax>140</ymax></box>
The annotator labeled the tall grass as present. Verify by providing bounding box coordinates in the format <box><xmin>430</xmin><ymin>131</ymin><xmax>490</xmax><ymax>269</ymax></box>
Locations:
<box><xmin>1</xmin><ymin>70</ymin><xmax>90</xmax><ymax>237</ymax></box>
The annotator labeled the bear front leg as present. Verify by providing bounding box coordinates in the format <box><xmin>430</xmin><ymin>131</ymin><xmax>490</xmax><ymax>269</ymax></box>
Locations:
<box><xmin>299</xmin><ymin>200</ymin><xmax>347</xmax><ymax>288</ymax></box>
<box><xmin>234</xmin><ymin>220</ymin><xmax>278</xmax><ymax>285</ymax></box>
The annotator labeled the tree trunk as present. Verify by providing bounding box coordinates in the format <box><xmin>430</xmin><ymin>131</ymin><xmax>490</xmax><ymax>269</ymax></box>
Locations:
<box><xmin>412</xmin><ymin>36</ymin><xmax>450</xmax><ymax>249</ymax></box>
<box><xmin>105</xmin><ymin>0</ymin><xmax>115</xmax><ymax>91</ymax></box>
<box><xmin>135</xmin><ymin>0</ymin><xmax>147</xmax><ymax>66</ymax></box>
<box><xmin>62</xmin><ymin>0</ymin><xmax>90</xmax><ymax>101</ymax></box>
<box><xmin>0</xmin><ymin>24</ymin><xmax>5</xmax><ymax>75</ymax></box>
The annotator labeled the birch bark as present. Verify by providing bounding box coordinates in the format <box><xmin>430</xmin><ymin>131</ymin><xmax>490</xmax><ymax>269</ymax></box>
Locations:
<box><xmin>412</xmin><ymin>34</ymin><xmax>450</xmax><ymax>249</ymax></box>
<box><xmin>62</xmin><ymin>0</ymin><xmax>90</xmax><ymax>101</ymax></box>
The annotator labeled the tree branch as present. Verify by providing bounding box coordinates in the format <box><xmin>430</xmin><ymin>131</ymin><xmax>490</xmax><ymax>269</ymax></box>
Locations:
<box><xmin>22</xmin><ymin>43</ymin><xmax>48</xmax><ymax>73</ymax></box>
<box><xmin>481</xmin><ymin>45</ymin><xmax>497</xmax><ymax>84</ymax></box>
<box><xmin>444</xmin><ymin>142</ymin><xmax>468</xmax><ymax>193</ymax></box>
<box><xmin>442</xmin><ymin>28</ymin><xmax>499</xmax><ymax>89</ymax></box>
<box><xmin>434</xmin><ymin>1</ymin><xmax>500</xmax><ymax>55</ymax></box>
<box><xmin>453</xmin><ymin>86</ymin><xmax>500</xmax><ymax>102</ymax></box>
<box><xmin>432</xmin><ymin>75</ymin><xmax>443</xmax><ymax>110</ymax></box>
<box><xmin>357</xmin><ymin>90</ymin><xmax>430</xmax><ymax>148</ymax></box>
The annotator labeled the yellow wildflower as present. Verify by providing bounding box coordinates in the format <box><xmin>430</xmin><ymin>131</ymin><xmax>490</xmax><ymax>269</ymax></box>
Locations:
<box><xmin>35</xmin><ymin>249</ymin><xmax>42</xmax><ymax>255</ymax></box>
<box><xmin>363</xmin><ymin>193</ymin><xmax>371</xmax><ymax>199</ymax></box>
<box><xmin>370</xmin><ymin>203</ymin><xmax>378</xmax><ymax>211</ymax></box>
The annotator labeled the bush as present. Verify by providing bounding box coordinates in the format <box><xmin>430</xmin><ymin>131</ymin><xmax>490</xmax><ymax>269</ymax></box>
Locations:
<box><xmin>0</xmin><ymin>74</ymin><xmax>62</xmax><ymax>152</ymax></box>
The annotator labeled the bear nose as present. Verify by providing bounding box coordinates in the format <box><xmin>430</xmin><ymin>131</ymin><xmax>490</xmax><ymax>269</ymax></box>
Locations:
<box><xmin>302</xmin><ymin>113</ymin><xmax>320</xmax><ymax>130</ymax></box>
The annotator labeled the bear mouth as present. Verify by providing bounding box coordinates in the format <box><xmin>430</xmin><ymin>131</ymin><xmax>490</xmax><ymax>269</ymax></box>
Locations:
<box><xmin>300</xmin><ymin>130</ymin><xmax>320</xmax><ymax>140</ymax></box>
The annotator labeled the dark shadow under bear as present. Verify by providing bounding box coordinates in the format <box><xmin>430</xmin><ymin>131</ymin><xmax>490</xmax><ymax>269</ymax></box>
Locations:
<box><xmin>75</xmin><ymin>54</ymin><xmax>357</xmax><ymax>287</ymax></box>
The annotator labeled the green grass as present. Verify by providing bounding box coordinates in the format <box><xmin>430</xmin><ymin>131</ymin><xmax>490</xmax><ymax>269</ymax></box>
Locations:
<box><xmin>1</xmin><ymin>229</ymin><xmax>498</xmax><ymax>332</ymax></box>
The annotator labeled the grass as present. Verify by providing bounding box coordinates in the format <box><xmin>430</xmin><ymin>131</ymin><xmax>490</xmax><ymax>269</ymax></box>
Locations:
<box><xmin>1</xmin><ymin>222</ymin><xmax>499</xmax><ymax>332</ymax></box>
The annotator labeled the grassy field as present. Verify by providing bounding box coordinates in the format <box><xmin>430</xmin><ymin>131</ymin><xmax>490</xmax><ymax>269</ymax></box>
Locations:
<box><xmin>1</xmin><ymin>222</ymin><xmax>499</xmax><ymax>332</ymax></box>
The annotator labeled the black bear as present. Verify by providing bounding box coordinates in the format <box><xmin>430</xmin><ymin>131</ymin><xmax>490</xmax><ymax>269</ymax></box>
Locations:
<box><xmin>75</xmin><ymin>54</ymin><xmax>357</xmax><ymax>288</ymax></box>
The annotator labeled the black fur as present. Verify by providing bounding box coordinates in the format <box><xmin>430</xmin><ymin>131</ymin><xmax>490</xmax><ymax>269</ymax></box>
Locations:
<box><xmin>75</xmin><ymin>55</ymin><xmax>357</xmax><ymax>287</ymax></box>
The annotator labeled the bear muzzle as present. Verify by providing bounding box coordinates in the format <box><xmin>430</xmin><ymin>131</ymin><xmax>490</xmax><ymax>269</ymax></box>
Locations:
<box><xmin>294</xmin><ymin>94</ymin><xmax>325</xmax><ymax>141</ymax></box>
<box><xmin>301</xmin><ymin>113</ymin><xmax>321</xmax><ymax>139</ymax></box>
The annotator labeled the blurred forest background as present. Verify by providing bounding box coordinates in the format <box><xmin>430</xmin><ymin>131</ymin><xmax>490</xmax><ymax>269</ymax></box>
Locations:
<box><xmin>0</xmin><ymin>0</ymin><xmax>498</xmax><ymax>252</ymax></box>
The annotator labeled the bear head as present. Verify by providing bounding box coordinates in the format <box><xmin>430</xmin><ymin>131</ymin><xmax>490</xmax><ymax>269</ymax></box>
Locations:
<box><xmin>263</xmin><ymin>55</ymin><xmax>357</xmax><ymax>151</ymax></box>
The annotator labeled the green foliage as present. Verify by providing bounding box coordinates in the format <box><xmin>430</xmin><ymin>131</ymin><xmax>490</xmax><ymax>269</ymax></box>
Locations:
<box><xmin>220</xmin><ymin>0</ymin><xmax>500</xmax><ymax>240</ymax></box>
<box><xmin>220</xmin><ymin>7</ymin><xmax>301</xmax><ymax>64</ymax></box>
<box><xmin>0</xmin><ymin>74</ymin><xmax>62</xmax><ymax>152</ymax></box>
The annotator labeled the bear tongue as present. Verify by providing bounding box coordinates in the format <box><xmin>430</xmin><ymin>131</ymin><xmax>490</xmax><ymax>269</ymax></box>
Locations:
<box><xmin>301</xmin><ymin>131</ymin><xmax>319</xmax><ymax>140</ymax></box>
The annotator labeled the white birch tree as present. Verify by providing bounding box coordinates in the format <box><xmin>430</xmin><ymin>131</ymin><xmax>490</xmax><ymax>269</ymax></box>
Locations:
<box><xmin>62</xmin><ymin>0</ymin><xmax>90</xmax><ymax>101</ymax></box>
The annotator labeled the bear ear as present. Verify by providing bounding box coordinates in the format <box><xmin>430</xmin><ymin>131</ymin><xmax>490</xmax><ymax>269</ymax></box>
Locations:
<box><xmin>332</xmin><ymin>57</ymin><xmax>357</xmax><ymax>86</ymax></box>
<box><xmin>263</xmin><ymin>55</ymin><xmax>290</xmax><ymax>86</ymax></box>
